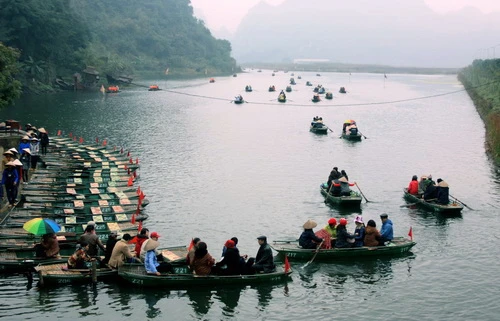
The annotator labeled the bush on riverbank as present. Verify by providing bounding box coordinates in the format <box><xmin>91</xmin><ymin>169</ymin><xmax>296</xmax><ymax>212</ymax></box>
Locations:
<box><xmin>458</xmin><ymin>59</ymin><xmax>500</xmax><ymax>164</ymax></box>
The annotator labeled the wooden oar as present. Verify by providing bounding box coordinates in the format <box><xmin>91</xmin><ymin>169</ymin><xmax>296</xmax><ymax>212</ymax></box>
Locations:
<box><xmin>358</xmin><ymin>131</ymin><xmax>368</xmax><ymax>139</ymax></box>
<box><xmin>354</xmin><ymin>182</ymin><xmax>370</xmax><ymax>202</ymax></box>
<box><xmin>450</xmin><ymin>194</ymin><xmax>474</xmax><ymax>210</ymax></box>
<box><xmin>324</xmin><ymin>184</ymin><xmax>334</xmax><ymax>203</ymax></box>
<box><xmin>301</xmin><ymin>240</ymin><xmax>324</xmax><ymax>269</ymax></box>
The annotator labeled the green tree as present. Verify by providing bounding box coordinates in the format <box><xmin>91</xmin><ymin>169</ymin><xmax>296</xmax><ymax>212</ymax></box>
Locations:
<box><xmin>0</xmin><ymin>43</ymin><xmax>22</xmax><ymax>108</ymax></box>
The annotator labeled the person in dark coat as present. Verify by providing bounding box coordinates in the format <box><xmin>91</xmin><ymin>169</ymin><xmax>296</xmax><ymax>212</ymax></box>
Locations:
<box><xmin>38</xmin><ymin>128</ymin><xmax>49</xmax><ymax>155</ymax></box>
<box><xmin>102</xmin><ymin>232</ymin><xmax>119</xmax><ymax>265</ymax></box>
<box><xmin>216</xmin><ymin>240</ymin><xmax>243</xmax><ymax>275</ymax></box>
<box><xmin>364</xmin><ymin>220</ymin><xmax>382</xmax><ymax>247</ymax></box>
<box><xmin>353</xmin><ymin>216</ymin><xmax>366</xmax><ymax>247</ymax></box>
<box><xmin>299</xmin><ymin>220</ymin><xmax>323</xmax><ymax>249</ymax></box>
<box><xmin>335</xmin><ymin>218</ymin><xmax>355</xmax><ymax>248</ymax></box>
<box><xmin>423</xmin><ymin>180</ymin><xmax>438</xmax><ymax>201</ymax></box>
<box><xmin>436</xmin><ymin>178</ymin><xmax>450</xmax><ymax>205</ymax></box>
<box><xmin>247</xmin><ymin>236</ymin><xmax>275</xmax><ymax>274</ymax></box>
<box><xmin>1</xmin><ymin>161</ymin><xmax>19</xmax><ymax>207</ymax></box>
<box><xmin>327</xmin><ymin>167</ymin><xmax>340</xmax><ymax>190</ymax></box>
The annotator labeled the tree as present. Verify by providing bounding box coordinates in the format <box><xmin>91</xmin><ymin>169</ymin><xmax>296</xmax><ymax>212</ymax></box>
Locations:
<box><xmin>0</xmin><ymin>43</ymin><xmax>22</xmax><ymax>108</ymax></box>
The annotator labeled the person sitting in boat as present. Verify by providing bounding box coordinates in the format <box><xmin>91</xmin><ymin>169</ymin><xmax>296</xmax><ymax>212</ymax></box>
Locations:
<box><xmin>246</xmin><ymin>235</ymin><xmax>275</xmax><ymax>274</ymax></box>
<box><xmin>379</xmin><ymin>214</ymin><xmax>393</xmax><ymax>245</ymax></box>
<box><xmin>340</xmin><ymin>170</ymin><xmax>349</xmax><ymax>181</ymax></box>
<box><xmin>280</xmin><ymin>90</ymin><xmax>286</xmax><ymax>98</ymax></box>
<box><xmin>299</xmin><ymin>220</ymin><xmax>323</xmax><ymax>249</ymax></box>
<box><xmin>418</xmin><ymin>175</ymin><xmax>428</xmax><ymax>194</ymax></box>
<box><xmin>186</xmin><ymin>237</ymin><xmax>201</xmax><ymax>265</ymax></box>
<box><xmin>102</xmin><ymin>232</ymin><xmax>118</xmax><ymax>265</ymax></box>
<box><xmin>108</xmin><ymin>233</ymin><xmax>140</xmax><ymax>269</ymax></box>
<box><xmin>134</xmin><ymin>228</ymin><xmax>149</xmax><ymax>259</ymax></box>
<box><xmin>68</xmin><ymin>242</ymin><xmax>92</xmax><ymax>269</ymax></box>
<box><xmin>235</xmin><ymin>95</ymin><xmax>243</xmax><ymax>102</ymax></box>
<box><xmin>215</xmin><ymin>239</ymin><xmax>243</xmax><ymax>275</ymax></box>
<box><xmin>407</xmin><ymin>175</ymin><xmax>419</xmax><ymax>195</ymax></box>
<box><xmin>364</xmin><ymin>220</ymin><xmax>382</xmax><ymax>246</ymax></box>
<box><xmin>335</xmin><ymin>176</ymin><xmax>355</xmax><ymax>196</ymax></box>
<box><xmin>327</xmin><ymin>167</ymin><xmax>340</xmax><ymax>190</ymax></box>
<box><xmin>189</xmin><ymin>241</ymin><xmax>215</xmax><ymax>275</ymax></box>
<box><xmin>322</xmin><ymin>218</ymin><xmax>337</xmax><ymax>248</ymax></box>
<box><xmin>423</xmin><ymin>180</ymin><xmax>438</xmax><ymax>201</ymax></box>
<box><xmin>331</xmin><ymin>177</ymin><xmax>342</xmax><ymax>196</ymax></box>
<box><xmin>353</xmin><ymin>216</ymin><xmax>366</xmax><ymax>247</ymax></box>
<box><xmin>335</xmin><ymin>218</ymin><xmax>355</xmax><ymax>248</ymax></box>
<box><xmin>346</xmin><ymin>123</ymin><xmax>358</xmax><ymax>135</ymax></box>
<box><xmin>79</xmin><ymin>224</ymin><xmax>106</xmax><ymax>257</ymax></box>
<box><xmin>436</xmin><ymin>178</ymin><xmax>450</xmax><ymax>205</ymax></box>
<box><xmin>35</xmin><ymin>233</ymin><xmax>60</xmax><ymax>258</ymax></box>
<box><xmin>144</xmin><ymin>232</ymin><xmax>172</xmax><ymax>275</ymax></box>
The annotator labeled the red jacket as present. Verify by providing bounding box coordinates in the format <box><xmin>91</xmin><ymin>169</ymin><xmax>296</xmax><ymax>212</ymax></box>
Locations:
<box><xmin>408</xmin><ymin>180</ymin><xmax>419</xmax><ymax>195</ymax></box>
<box><xmin>135</xmin><ymin>235</ymin><xmax>149</xmax><ymax>258</ymax></box>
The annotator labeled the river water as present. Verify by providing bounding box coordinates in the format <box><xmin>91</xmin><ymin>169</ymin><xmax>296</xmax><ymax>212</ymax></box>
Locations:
<box><xmin>0</xmin><ymin>71</ymin><xmax>499</xmax><ymax>320</ymax></box>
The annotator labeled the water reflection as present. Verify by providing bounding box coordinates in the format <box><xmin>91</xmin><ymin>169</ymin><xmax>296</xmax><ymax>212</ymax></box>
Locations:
<box><xmin>144</xmin><ymin>291</ymin><xmax>163</xmax><ymax>318</ymax></box>
<box><xmin>214</xmin><ymin>286</ymin><xmax>243</xmax><ymax>315</ymax></box>
<box><xmin>406</xmin><ymin>207</ymin><xmax>463</xmax><ymax>226</ymax></box>
<box><xmin>186</xmin><ymin>287</ymin><xmax>214</xmax><ymax>316</ymax></box>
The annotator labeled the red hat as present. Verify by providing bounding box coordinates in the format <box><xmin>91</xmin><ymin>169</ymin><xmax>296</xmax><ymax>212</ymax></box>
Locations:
<box><xmin>150</xmin><ymin>232</ymin><xmax>160</xmax><ymax>238</ymax></box>
<box><xmin>339</xmin><ymin>218</ymin><xmax>347</xmax><ymax>226</ymax></box>
<box><xmin>328</xmin><ymin>218</ymin><xmax>337</xmax><ymax>225</ymax></box>
<box><xmin>224</xmin><ymin>240</ymin><xmax>235</xmax><ymax>249</ymax></box>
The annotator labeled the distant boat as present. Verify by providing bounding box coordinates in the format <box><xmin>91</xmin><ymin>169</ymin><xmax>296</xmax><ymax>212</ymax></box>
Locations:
<box><xmin>106</xmin><ymin>86</ymin><xmax>119</xmax><ymax>93</ymax></box>
<box><xmin>339</xmin><ymin>87</ymin><xmax>347</xmax><ymax>94</ymax></box>
<box><xmin>306</xmin><ymin>81</ymin><xmax>313</xmax><ymax>86</ymax></box>
<box><xmin>209</xmin><ymin>78</ymin><xmax>215</xmax><ymax>83</ymax></box>
<box><xmin>297</xmin><ymin>75</ymin><xmax>302</xmax><ymax>79</ymax></box>
<box><xmin>285</xmin><ymin>86</ymin><xmax>292</xmax><ymax>92</ymax></box>
<box><xmin>316</xmin><ymin>73</ymin><xmax>321</xmax><ymax>77</ymax></box>
<box><xmin>233</xmin><ymin>74</ymin><xmax>237</xmax><ymax>77</ymax></box>
<box><xmin>268</xmin><ymin>85</ymin><xmax>276</xmax><ymax>92</ymax></box>
<box><xmin>148</xmin><ymin>85</ymin><xmax>161</xmax><ymax>91</ymax></box>
<box><xmin>257</xmin><ymin>69</ymin><xmax>262</xmax><ymax>72</ymax></box>
<box><xmin>289</xmin><ymin>78</ymin><xmax>296</xmax><ymax>85</ymax></box>
<box><xmin>278</xmin><ymin>93</ymin><xmax>287</xmax><ymax>103</ymax></box>
<box><xmin>272</xmin><ymin>73</ymin><xmax>275</xmax><ymax>76</ymax></box>
<box><xmin>312</xmin><ymin>94</ymin><xmax>321</xmax><ymax>102</ymax></box>
<box><xmin>233</xmin><ymin>95</ymin><xmax>244</xmax><ymax>104</ymax></box>
<box><xmin>325</xmin><ymin>92</ymin><xmax>333</xmax><ymax>99</ymax></box>
<box><xmin>245</xmin><ymin>85</ymin><xmax>253</xmax><ymax>92</ymax></box>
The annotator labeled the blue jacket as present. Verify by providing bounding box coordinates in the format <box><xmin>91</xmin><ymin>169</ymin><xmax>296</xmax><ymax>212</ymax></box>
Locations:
<box><xmin>380</xmin><ymin>219</ymin><xmax>394</xmax><ymax>241</ymax></box>
<box><xmin>144</xmin><ymin>250</ymin><xmax>159</xmax><ymax>273</ymax></box>
<box><xmin>1</xmin><ymin>167</ymin><xmax>19</xmax><ymax>185</ymax></box>
<box><xmin>354</xmin><ymin>226</ymin><xmax>365</xmax><ymax>247</ymax></box>
<box><xmin>18</xmin><ymin>142</ymin><xmax>30</xmax><ymax>155</ymax></box>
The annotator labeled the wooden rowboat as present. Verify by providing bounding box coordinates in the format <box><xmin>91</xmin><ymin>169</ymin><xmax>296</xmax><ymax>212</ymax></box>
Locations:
<box><xmin>271</xmin><ymin>237</ymin><xmax>415</xmax><ymax>261</ymax></box>
<box><xmin>403</xmin><ymin>188</ymin><xmax>464</xmax><ymax>214</ymax></box>
<box><xmin>118</xmin><ymin>263</ymin><xmax>292</xmax><ymax>287</ymax></box>
<box><xmin>35</xmin><ymin>261</ymin><xmax>117</xmax><ymax>286</ymax></box>
<box><xmin>310</xmin><ymin>123</ymin><xmax>328</xmax><ymax>134</ymax></box>
<box><xmin>320</xmin><ymin>184</ymin><xmax>362</xmax><ymax>207</ymax></box>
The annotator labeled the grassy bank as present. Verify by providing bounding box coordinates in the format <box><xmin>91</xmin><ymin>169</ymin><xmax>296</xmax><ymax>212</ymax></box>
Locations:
<box><xmin>458</xmin><ymin>59</ymin><xmax>500</xmax><ymax>164</ymax></box>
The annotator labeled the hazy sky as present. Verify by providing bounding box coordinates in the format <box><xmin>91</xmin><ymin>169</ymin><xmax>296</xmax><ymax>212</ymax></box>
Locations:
<box><xmin>190</xmin><ymin>0</ymin><xmax>500</xmax><ymax>32</ymax></box>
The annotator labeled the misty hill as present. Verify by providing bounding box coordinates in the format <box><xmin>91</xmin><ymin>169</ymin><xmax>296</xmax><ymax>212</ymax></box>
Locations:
<box><xmin>231</xmin><ymin>0</ymin><xmax>500</xmax><ymax>68</ymax></box>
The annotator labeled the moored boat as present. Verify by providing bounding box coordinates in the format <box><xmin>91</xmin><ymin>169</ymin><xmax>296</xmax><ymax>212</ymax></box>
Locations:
<box><xmin>403</xmin><ymin>188</ymin><xmax>464</xmax><ymax>214</ymax></box>
<box><xmin>271</xmin><ymin>237</ymin><xmax>415</xmax><ymax>261</ymax></box>
<box><xmin>118</xmin><ymin>263</ymin><xmax>292</xmax><ymax>287</ymax></box>
<box><xmin>320</xmin><ymin>183</ymin><xmax>362</xmax><ymax>207</ymax></box>
<box><xmin>35</xmin><ymin>261</ymin><xmax>117</xmax><ymax>286</ymax></box>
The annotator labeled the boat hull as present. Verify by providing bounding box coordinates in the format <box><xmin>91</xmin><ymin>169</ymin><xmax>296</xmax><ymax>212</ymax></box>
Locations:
<box><xmin>341</xmin><ymin>133</ymin><xmax>362</xmax><ymax>141</ymax></box>
<box><xmin>320</xmin><ymin>185</ymin><xmax>362</xmax><ymax>207</ymax></box>
<box><xmin>403</xmin><ymin>189</ymin><xmax>463</xmax><ymax>214</ymax></box>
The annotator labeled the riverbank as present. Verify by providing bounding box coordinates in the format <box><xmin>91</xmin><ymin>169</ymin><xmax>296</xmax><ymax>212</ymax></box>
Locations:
<box><xmin>458</xmin><ymin>59</ymin><xmax>500</xmax><ymax>165</ymax></box>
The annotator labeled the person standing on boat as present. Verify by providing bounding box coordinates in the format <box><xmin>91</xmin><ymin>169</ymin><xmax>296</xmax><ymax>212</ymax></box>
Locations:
<box><xmin>19</xmin><ymin>149</ymin><xmax>31</xmax><ymax>184</ymax></box>
<box><xmin>1</xmin><ymin>161</ymin><xmax>19</xmax><ymax>207</ymax></box>
<box><xmin>79</xmin><ymin>224</ymin><xmax>106</xmax><ymax>257</ymax></box>
<box><xmin>364</xmin><ymin>220</ymin><xmax>382</xmax><ymax>246</ymax></box>
<box><xmin>189</xmin><ymin>242</ymin><xmax>215</xmax><ymax>275</ymax></box>
<box><xmin>407</xmin><ymin>175</ymin><xmax>419</xmax><ymax>195</ymax></box>
<box><xmin>29</xmin><ymin>137</ymin><xmax>40</xmax><ymax>170</ymax></box>
<box><xmin>353</xmin><ymin>216</ymin><xmax>366</xmax><ymax>247</ymax></box>
<box><xmin>379</xmin><ymin>214</ymin><xmax>394</xmax><ymax>245</ymax></box>
<box><xmin>134</xmin><ymin>228</ymin><xmax>149</xmax><ymax>259</ymax></box>
<box><xmin>247</xmin><ymin>236</ymin><xmax>275</xmax><ymax>274</ymax></box>
<box><xmin>436</xmin><ymin>178</ymin><xmax>450</xmax><ymax>205</ymax></box>
<box><xmin>299</xmin><ymin>220</ymin><xmax>323</xmax><ymax>249</ymax></box>
<box><xmin>108</xmin><ymin>233</ymin><xmax>140</xmax><ymax>269</ymax></box>
<box><xmin>335</xmin><ymin>218</ymin><xmax>355</xmax><ymax>248</ymax></box>
<box><xmin>38</xmin><ymin>128</ymin><xmax>49</xmax><ymax>155</ymax></box>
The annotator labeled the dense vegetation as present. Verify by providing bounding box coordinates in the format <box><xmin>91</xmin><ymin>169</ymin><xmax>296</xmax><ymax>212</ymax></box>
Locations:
<box><xmin>458</xmin><ymin>59</ymin><xmax>500</xmax><ymax>164</ymax></box>
<box><xmin>0</xmin><ymin>0</ymin><xmax>236</xmax><ymax>102</ymax></box>
<box><xmin>0</xmin><ymin>44</ymin><xmax>22</xmax><ymax>108</ymax></box>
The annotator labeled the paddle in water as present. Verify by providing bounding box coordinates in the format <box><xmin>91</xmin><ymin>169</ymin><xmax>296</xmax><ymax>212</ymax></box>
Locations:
<box><xmin>354</xmin><ymin>182</ymin><xmax>370</xmax><ymax>202</ymax></box>
<box><xmin>450</xmin><ymin>194</ymin><xmax>474</xmax><ymax>210</ymax></box>
<box><xmin>301</xmin><ymin>240</ymin><xmax>324</xmax><ymax>268</ymax></box>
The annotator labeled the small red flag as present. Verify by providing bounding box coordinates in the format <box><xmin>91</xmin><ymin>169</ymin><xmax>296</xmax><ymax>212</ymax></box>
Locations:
<box><xmin>284</xmin><ymin>255</ymin><xmax>291</xmax><ymax>273</ymax></box>
<box><xmin>133</xmin><ymin>170</ymin><xmax>137</xmax><ymax>178</ymax></box>
<box><xmin>131</xmin><ymin>213</ymin><xmax>136</xmax><ymax>224</ymax></box>
<box><xmin>129</xmin><ymin>158</ymin><xmax>133</xmax><ymax>164</ymax></box>
<box><xmin>124</xmin><ymin>164</ymin><xmax>128</xmax><ymax>170</ymax></box>
<box><xmin>135</xmin><ymin>157</ymin><xmax>139</xmax><ymax>165</ymax></box>
<box><xmin>137</xmin><ymin>221</ymin><xmax>143</xmax><ymax>232</ymax></box>
<box><xmin>127</xmin><ymin>151</ymin><xmax>130</xmax><ymax>157</ymax></box>
<box><xmin>136</xmin><ymin>186</ymin><xmax>141</xmax><ymax>195</ymax></box>
<box><xmin>79</xmin><ymin>137</ymin><xmax>83</xmax><ymax>143</ymax></box>
<box><xmin>127</xmin><ymin>176</ymin><xmax>134</xmax><ymax>186</ymax></box>
<box><xmin>73</xmin><ymin>136</ymin><xmax>77</xmax><ymax>141</ymax></box>
<box><xmin>408</xmin><ymin>227</ymin><xmax>413</xmax><ymax>241</ymax></box>
<box><xmin>95</xmin><ymin>137</ymin><xmax>99</xmax><ymax>143</ymax></box>
<box><xmin>128</xmin><ymin>236</ymin><xmax>138</xmax><ymax>244</ymax></box>
<box><xmin>57</xmin><ymin>130</ymin><xmax>62</xmax><ymax>136</ymax></box>
<box><xmin>114</xmin><ymin>146</ymin><xmax>116</xmax><ymax>151</ymax></box>
<box><xmin>187</xmin><ymin>238</ymin><xmax>195</xmax><ymax>251</ymax></box>
<box><xmin>139</xmin><ymin>191</ymin><xmax>145</xmax><ymax>201</ymax></box>
<box><xmin>127</xmin><ymin>168</ymin><xmax>131</xmax><ymax>175</ymax></box>
<box><xmin>102</xmin><ymin>139</ymin><xmax>107</xmax><ymax>146</ymax></box>
<box><xmin>69</xmin><ymin>132</ymin><xmax>73</xmax><ymax>138</ymax></box>
<box><xmin>120</xmin><ymin>147</ymin><xmax>124</xmax><ymax>154</ymax></box>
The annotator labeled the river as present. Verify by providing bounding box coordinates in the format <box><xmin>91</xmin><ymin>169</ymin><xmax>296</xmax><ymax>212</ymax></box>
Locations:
<box><xmin>0</xmin><ymin>70</ymin><xmax>499</xmax><ymax>321</ymax></box>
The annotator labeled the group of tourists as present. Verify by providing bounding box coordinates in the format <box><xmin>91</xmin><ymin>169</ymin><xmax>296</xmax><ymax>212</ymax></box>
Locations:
<box><xmin>61</xmin><ymin>224</ymin><xmax>276</xmax><ymax>276</ymax></box>
<box><xmin>310</xmin><ymin>116</ymin><xmax>324</xmax><ymax>128</ymax></box>
<box><xmin>1</xmin><ymin>125</ymin><xmax>49</xmax><ymax>207</ymax></box>
<box><xmin>299</xmin><ymin>213</ymin><xmax>394</xmax><ymax>250</ymax></box>
<box><xmin>185</xmin><ymin>235</ymin><xmax>275</xmax><ymax>276</ymax></box>
<box><xmin>407</xmin><ymin>174</ymin><xmax>450</xmax><ymax>204</ymax></box>
<box><xmin>326</xmin><ymin>167</ymin><xmax>355</xmax><ymax>196</ymax></box>
<box><xmin>342</xmin><ymin>120</ymin><xmax>358</xmax><ymax>135</ymax></box>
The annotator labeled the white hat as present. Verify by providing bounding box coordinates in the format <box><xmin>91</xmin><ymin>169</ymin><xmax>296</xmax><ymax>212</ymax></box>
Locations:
<box><xmin>13</xmin><ymin>159</ymin><xmax>22</xmax><ymax>166</ymax></box>
<box><xmin>5</xmin><ymin>161</ymin><xmax>16</xmax><ymax>166</ymax></box>
<box><xmin>22</xmin><ymin>148</ymin><xmax>31</xmax><ymax>154</ymax></box>
<box><xmin>8</xmin><ymin>148</ymin><xmax>18</xmax><ymax>154</ymax></box>
<box><xmin>38</xmin><ymin>128</ymin><xmax>47</xmax><ymax>133</ymax></box>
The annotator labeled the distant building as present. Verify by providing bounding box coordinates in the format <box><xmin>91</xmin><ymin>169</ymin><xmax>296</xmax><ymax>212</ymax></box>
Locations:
<box><xmin>293</xmin><ymin>59</ymin><xmax>330</xmax><ymax>64</ymax></box>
